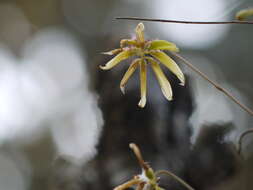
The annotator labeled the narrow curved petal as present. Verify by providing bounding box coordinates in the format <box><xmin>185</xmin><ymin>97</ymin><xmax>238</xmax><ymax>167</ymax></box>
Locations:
<box><xmin>149</xmin><ymin>40</ymin><xmax>179</xmax><ymax>52</ymax></box>
<box><xmin>135</xmin><ymin>23</ymin><xmax>145</xmax><ymax>43</ymax></box>
<box><xmin>150</xmin><ymin>51</ymin><xmax>185</xmax><ymax>85</ymax></box>
<box><xmin>147</xmin><ymin>57</ymin><xmax>173</xmax><ymax>101</ymax></box>
<box><xmin>120</xmin><ymin>59</ymin><xmax>140</xmax><ymax>94</ymax></box>
<box><xmin>138</xmin><ymin>60</ymin><xmax>147</xmax><ymax>108</ymax></box>
<box><xmin>100</xmin><ymin>50</ymin><xmax>135</xmax><ymax>70</ymax></box>
<box><xmin>101</xmin><ymin>48</ymin><xmax>122</xmax><ymax>55</ymax></box>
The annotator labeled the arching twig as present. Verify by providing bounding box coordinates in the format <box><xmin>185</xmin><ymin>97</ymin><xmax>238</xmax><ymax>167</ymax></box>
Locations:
<box><xmin>116</xmin><ymin>17</ymin><xmax>253</xmax><ymax>24</ymax></box>
<box><xmin>171</xmin><ymin>52</ymin><xmax>253</xmax><ymax>117</ymax></box>
<box><xmin>238</xmin><ymin>129</ymin><xmax>253</xmax><ymax>155</ymax></box>
<box><xmin>155</xmin><ymin>170</ymin><xmax>195</xmax><ymax>190</ymax></box>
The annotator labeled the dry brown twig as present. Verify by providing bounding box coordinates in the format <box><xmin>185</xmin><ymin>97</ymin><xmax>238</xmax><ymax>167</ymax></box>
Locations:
<box><xmin>169</xmin><ymin>53</ymin><xmax>253</xmax><ymax>117</ymax></box>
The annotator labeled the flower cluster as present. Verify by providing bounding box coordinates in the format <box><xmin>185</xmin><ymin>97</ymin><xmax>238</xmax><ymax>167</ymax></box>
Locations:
<box><xmin>114</xmin><ymin>143</ymin><xmax>164</xmax><ymax>190</ymax></box>
<box><xmin>114</xmin><ymin>143</ymin><xmax>194</xmax><ymax>190</ymax></box>
<box><xmin>100</xmin><ymin>23</ymin><xmax>185</xmax><ymax>108</ymax></box>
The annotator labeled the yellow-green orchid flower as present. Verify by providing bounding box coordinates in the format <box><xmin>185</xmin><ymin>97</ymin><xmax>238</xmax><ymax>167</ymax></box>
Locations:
<box><xmin>100</xmin><ymin>23</ymin><xmax>185</xmax><ymax>108</ymax></box>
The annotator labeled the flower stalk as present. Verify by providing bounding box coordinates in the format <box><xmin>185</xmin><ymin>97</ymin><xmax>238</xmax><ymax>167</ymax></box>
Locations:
<box><xmin>171</xmin><ymin>52</ymin><xmax>253</xmax><ymax>117</ymax></box>
<box><xmin>155</xmin><ymin>170</ymin><xmax>195</xmax><ymax>190</ymax></box>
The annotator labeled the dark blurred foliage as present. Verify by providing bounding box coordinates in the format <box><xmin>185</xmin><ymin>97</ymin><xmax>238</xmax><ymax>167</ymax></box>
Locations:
<box><xmin>184</xmin><ymin>123</ymin><xmax>241</xmax><ymax>189</ymax></box>
<box><xmin>16</xmin><ymin>0</ymin><xmax>63</xmax><ymax>27</ymax></box>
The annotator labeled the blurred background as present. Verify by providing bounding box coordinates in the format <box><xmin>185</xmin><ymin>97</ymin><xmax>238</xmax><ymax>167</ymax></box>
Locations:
<box><xmin>0</xmin><ymin>0</ymin><xmax>252</xmax><ymax>189</ymax></box>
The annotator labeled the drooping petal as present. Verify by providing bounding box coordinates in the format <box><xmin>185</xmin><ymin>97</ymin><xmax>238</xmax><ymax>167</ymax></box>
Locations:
<box><xmin>148</xmin><ymin>40</ymin><xmax>179</xmax><ymax>52</ymax></box>
<box><xmin>120</xmin><ymin>58</ymin><xmax>140</xmax><ymax>94</ymax></box>
<box><xmin>100</xmin><ymin>50</ymin><xmax>135</xmax><ymax>70</ymax></box>
<box><xmin>150</xmin><ymin>51</ymin><xmax>185</xmax><ymax>85</ymax></box>
<box><xmin>101</xmin><ymin>48</ymin><xmax>122</xmax><ymax>55</ymax></box>
<box><xmin>135</xmin><ymin>23</ymin><xmax>145</xmax><ymax>43</ymax></box>
<box><xmin>138</xmin><ymin>60</ymin><xmax>147</xmax><ymax>108</ymax></box>
<box><xmin>147</xmin><ymin>57</ymin><xmax>173</xmax><ymax>101</ymax></box>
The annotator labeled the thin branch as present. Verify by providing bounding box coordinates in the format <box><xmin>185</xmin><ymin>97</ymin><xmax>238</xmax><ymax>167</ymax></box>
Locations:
<box><xmin>171</xmin><ymin>52</ymin><xmax>253</xmax><ymax>117</ymax></box>
<box><xmin>155</xmin><ymin>170</ymin><xmax>195</xmax><ymax>190</ymax></box>
<box><xmin>238</xmin><ymin>128</ymin><xmax>253</xmax><ymax>155</ymax></box>
<box><xmin>116</xmin><ymin>17</ymin><xmax>253</xmax><ymax>24</ymax></box>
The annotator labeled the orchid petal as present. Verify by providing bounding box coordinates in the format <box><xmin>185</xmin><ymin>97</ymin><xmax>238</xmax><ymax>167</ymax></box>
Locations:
<box><xmin>100</xmin><ymin>50</ymin><xmax>135</xmax><ymax>70</ymax></box>
<box><xmin>147</xmin><ymin>57</ymin><xmax>173</xmax><ymax>101</ymax></box>
<box><xmin>135</xmin><ymin>23</ymin><xmax>145</xmax><ymax>43</ymax></box>
<box><xmin>138</xmin><ymin>60</ymin><xmax>147</xmax><ymax>108</ymax></box>
<box><xmin>150</xmin><ymin>51</ymin><xmax>185</xmax><ymax>85</ymax></box>
<box><xmin>120</xmin><ymin>59</ymin><xmax>140</xmax><ymax>94</ymax></box>
<box><xmin>149</xmin><ymin>40</ymin><xmax>179</xmax><ymax>52</ymax></box>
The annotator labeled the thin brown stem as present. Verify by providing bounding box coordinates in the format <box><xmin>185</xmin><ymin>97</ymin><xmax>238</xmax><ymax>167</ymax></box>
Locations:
<box><xmin>171</xmin><ymin>52</ymin><xmax>253</xmax><ymax>117</ymax></box>
<box><xmin>116</xmin><ymin>17</ymin><xmax>253</xmax><ymax>24</ymax></box>
<box><xmin>155</xmin><ymin>170</ymin><xmax>195</xmax><ymax>190</ymax></box>
<box><xmin>238</xmin><ymin>129</ymin><xmax>253</xmax><ymax>155</ymax></box>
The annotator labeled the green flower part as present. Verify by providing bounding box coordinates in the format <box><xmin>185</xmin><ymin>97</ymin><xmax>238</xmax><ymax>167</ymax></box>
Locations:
<box><xmin>236</xmin><ymin>8</ymin><xmax>253</xmax><ymax>21</ymax></box>
<box><xmin>100</xmin><ymin>23</ymin><xmax>185</xmax><ymax>108</ymax></box>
